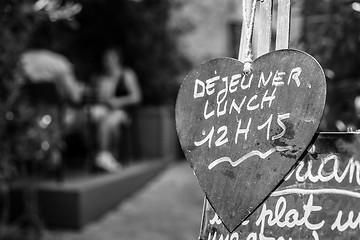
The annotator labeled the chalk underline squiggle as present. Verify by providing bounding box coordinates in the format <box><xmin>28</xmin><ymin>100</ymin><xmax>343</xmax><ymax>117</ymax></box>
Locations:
<box><xmin>271</xmin><ymin>188</ymin><xmax>360</xmax><ymax>199</ymax></box>
<box><xmin>208</xmin><ymin>146</ymin><xmax>293</xmax><ymax>170</ymax></box>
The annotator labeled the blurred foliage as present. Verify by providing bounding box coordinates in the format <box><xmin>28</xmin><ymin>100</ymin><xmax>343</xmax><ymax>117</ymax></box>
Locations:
<box><xmin>0</xmin><ymin>0</ymin><xmax>191</xmax><ymax>180</ymax></box>
<box><xmin>74</xmin><ymin>0</ymin><xmax>192</xmax><ymax>105</ymax></box>
<box><xmin>27</xmin><ymin>0</ymin><xmax>192</xmax><ymax>105</ymax></box>
<box><xmin>0</xmin><ymin>94</ymin><xmax>63</xmax><ymax>166</ymax></box>
<box><xmin>302</xmin><ymin>0</ymin><xmax>360</xmax><ymax>79</ymax></box>
<box><xmin>0</xmin><ymin>0</ymin><xmax>82</xmax><ymax>180</ymax></box>
<box><xmin>0</xmin><ymin>0</ymin><xmax>39</xmax><ymax>99</ymax></box>
<box><xmin>301</xmin><ymin>0</ymin><xmax>360</xmax><ymax>131</ymax></box>
<box><xmin>0</xmin><ymin>0</ymin><xmax>79</xmax><ymax>100</ymax></box>
<box><xmin>1</xmin><ymin>0</ymin><xmax>190</xmax><ymax>104</ymax></box>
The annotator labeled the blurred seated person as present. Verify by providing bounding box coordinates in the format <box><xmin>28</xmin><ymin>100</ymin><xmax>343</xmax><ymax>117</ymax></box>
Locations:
<box><xmin>90</xmin><ymin>47</ymin><xmax>142</xmax><ymax>172</ymax></box>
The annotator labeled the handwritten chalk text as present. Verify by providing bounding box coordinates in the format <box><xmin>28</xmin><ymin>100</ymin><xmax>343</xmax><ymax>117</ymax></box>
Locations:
<box><xmin>194</xmin><ymin>68</ymin><xmax>302</xmax><ymax>99</ymax></box>
<box><xmin>206</xmin><ymin>152</ymin><xmax>360</xmax><ymax>239</ymax></box>
<box><xmin>193</xmin><ymin>68</ymin><xmax>301</xmax><ymax>169</ymax></box>
<box><xmin>195</xmin><ymin>113</ymin><xmax>290</xmax><ymax>149</ymax></box>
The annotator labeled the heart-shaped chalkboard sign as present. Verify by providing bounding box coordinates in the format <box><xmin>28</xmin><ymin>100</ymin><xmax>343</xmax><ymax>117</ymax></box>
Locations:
<box><xmin>175</xmin><ymin>49</ymin><xmax>326</xmax><ymax>232</ymax></box>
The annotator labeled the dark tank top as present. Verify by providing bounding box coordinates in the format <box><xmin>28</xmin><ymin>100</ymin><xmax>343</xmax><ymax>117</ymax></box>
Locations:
<box><xmin>115</xmin><ymin>73</ymin><xmax>128</xmax><ymax>97</ymax></box>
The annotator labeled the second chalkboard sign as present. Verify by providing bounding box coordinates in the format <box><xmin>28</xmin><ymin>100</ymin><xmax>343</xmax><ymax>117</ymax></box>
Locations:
<box><xmin>175</xmin><ymin>49</ymin><xmax>326</xmax><ymax>232</ymax></box>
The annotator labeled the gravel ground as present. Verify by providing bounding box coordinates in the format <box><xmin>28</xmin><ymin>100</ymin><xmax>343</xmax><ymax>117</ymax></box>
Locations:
<box><xmin>42</xmin><ymin>161</ymin><xmax>204</xmax><ymax>240</ymax></box>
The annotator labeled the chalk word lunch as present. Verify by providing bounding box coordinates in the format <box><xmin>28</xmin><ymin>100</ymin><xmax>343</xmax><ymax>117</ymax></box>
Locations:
<box><xmin>192</xmin><ymin>67</ymin><xmax>303</xmax><ymax>169</ymax></box>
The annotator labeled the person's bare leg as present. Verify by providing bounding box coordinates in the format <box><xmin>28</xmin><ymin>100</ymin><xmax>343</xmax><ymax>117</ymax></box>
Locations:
<box><xmin>98</xmin><ymin>117</ymin><xmax>112</xmax><ymax>152</ymax></box>
<box><xmin>95</xmin><ymin>112</ymin><xmax>123</xmax><ymax>172</ymax></box>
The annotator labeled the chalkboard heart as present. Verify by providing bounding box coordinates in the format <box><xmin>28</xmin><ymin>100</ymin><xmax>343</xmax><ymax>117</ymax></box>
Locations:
<box><xmin>175</xmin><ymin>49</ymin><xmax>326</xmax><ymax>232</ymax></box>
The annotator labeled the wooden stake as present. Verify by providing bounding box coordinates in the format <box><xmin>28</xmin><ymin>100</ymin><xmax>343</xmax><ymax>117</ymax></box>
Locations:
<box><xmin>276</xmin><ymin>0</ymin><xmax>291</xmax><ymax>50</ymax></box>
<box><xmin>238</xmin><ymin>0</ymin><xmax>253</xmax><ymax>61</ymax></box>
<box><xmin>257</xmin><ymin>0</ymin><xmax>273</xmax><ymax>57</ymax></box>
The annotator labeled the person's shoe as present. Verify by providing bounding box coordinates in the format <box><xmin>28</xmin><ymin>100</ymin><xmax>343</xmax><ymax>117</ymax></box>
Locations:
<box><xmin>95</xmin><ymin>152</ymin><xmax>122</xmax><ymax>173</ymax></box>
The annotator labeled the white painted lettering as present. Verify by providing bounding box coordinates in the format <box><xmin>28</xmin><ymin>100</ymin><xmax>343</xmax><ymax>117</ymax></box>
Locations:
<box><xmin>235</xmin><ymin>118</ymin><xmax>252</xmax><ymax>142</ymax></box>
<box><xmin>217</xmin><ymin>100</ymin><xmax>228</xmax><ymax>117</ymax></box>
<box><xmin>194</xmin><ymin>127</ymin><xmax>214</xmax><ymax>148</ymax></box>
<box><xmin>241</xmin><ymin>74</ymin><xmax>253</xmax><ymax>90</ymax></box>
<box><xmin>287</xmin><ymin>67</ymin><xmax>302</xmax><ymax>87</ymax></box>
<box><xmin>255</xmin><ymin>195</ymin><xmax>324</xmax><ymax>233</ymax></box>
<box><xmin>247</xmin><ymin>95</ymin><xmax>260</xmax><ymax>111</ymax></box>
<box><xmin>217</xmin><ymin>77</ymin><xmax>229</xmax><ymax>103</ymax></box>
<box><xmin>272</xmin><ymin>70</ymin><xmax>285</xmax><ymax>86</ymax></box>
<box><xmin>229</xmin><ymin>74</ymin><xmax>241</xmax><ymax>93</ymax></box>
<box><xmin>271</xmin><ymin>113</ymin><xmax>290</xmax><ymax>140</ymax></box>
<box><xmin>258</xmin><ymin>114</ymin><xmax>273</xmax><ymax>141</ymax></box>
<box><xmin>229</xmin><ymin>97</ymin><xmax>246</xmax><ymax>115</ymax></box>
<box><xmin>206</xmin><ymin>76</ymin><xmax>220</xmax><ymax>95</ymax></box>
<box><xmin>331</xmin><ymin>210</ymin><xmax>360</xmax><ymax>231</ymax></box>
<box><xmin>261</xmin><ymin>88</ymin><xmax>277</xmax><ymax>109</ymax></box>
<box><xmin>194</xmin><ymin>79</ymin><xmax>205</xmax><ymax>98</ymax></box>
<box><xmin>204</xmin><ymin>100</ymin><xmax>215</xmax><ymax>119</ymax></box>
<box><xmin>302</xmin><ymin>195</ymin><xmax>325</xmax><ymax>230</ymax></box>
<box><xmin>258</xmin><ymin>71</ymin><xmax>273</xmax><ymax>88</ymax></box>
<box><xmin>215</xmin><ymin>126</ymin><xmax>228</xmax><ymax>147</ymax></box>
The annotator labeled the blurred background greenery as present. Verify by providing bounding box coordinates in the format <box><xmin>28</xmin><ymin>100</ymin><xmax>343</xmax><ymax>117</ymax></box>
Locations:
<box><xmin>0</xmin><ymin>0</ymin><xmax>191</xmax><ymax>106</ymax></box>
<box><xmin>1</xmin><ymin>0</ymin><xmax>360</xmax><ymax>177</ymax></box>
<box><xmin>0</xmin><ymin>0</ymin><xmax>193</xmax><ymax>197</ymax></box>
<box><xmin>301</xmin><ymin>0</ymin><xmax>360</xmax><ymax>131</ymax></box>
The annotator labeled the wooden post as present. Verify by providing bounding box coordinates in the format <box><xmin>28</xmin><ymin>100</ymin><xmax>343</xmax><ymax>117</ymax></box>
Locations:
<box><xmin>256</xmin><ymin>0</ymin><xmax>273</xmax><ymax>57</ymax></box>
<box><xmin>238</xmin><ymin>0</ymin><xmax>253</xmax><ymax>61</ymax></box>
<box><xmin>275</xmin><ymin>0</ymin><xmax>291</xmax><ymax>50</ymax></box>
